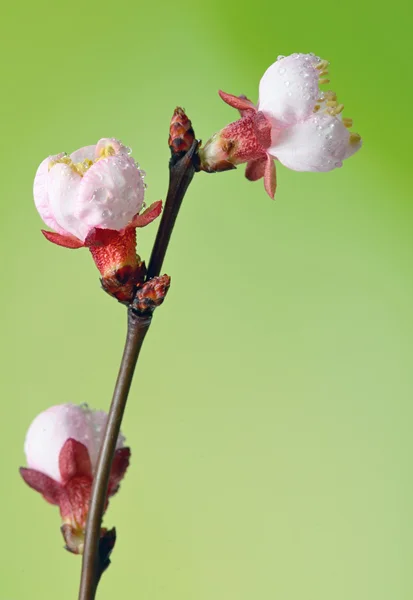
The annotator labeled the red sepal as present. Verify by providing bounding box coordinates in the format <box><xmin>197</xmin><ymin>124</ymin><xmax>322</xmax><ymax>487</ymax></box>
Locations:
<box><xmin>108</xmin><ymin>447</ymin><xmax>131</xmax><ymax>496</ymax></box>
<box><xmin>41</xmin><ymin>230</ymin><xmax>84</xmax><ymax>249</ymax></box>
<box><xmin>253</xmin><ymin>111</ymin><xmax>272</xmax><ymax>149</ymax></box>
<box><xmin>218</xmin><ymin>90</ymin><xmax>256</xmax><ymax>115</ymax></box>
<box><xmin>130</xmin><ymin>200</ymin><xmax>163</xmax><ymax>228</ymax></box>
<box><xmin>59</xmin><ymin>439</ymin><xmax>92</xmax><ymax>485</ymax></box>
<box><xmin>84</xmin><ymin>228</ymin><xmax>120</xmax><ymax>248</ymax></box>
<box><xmin>245</xmin><ymin>157</ymin><xmax>266</xmax><ymax>181</ymax></box>
<box><xmin>264</xmin><ymin>155</ymin><xmax>277</xmax><ymax>199</ymax></box>
<box><xmin>19</xmin><ymin>467</ymin><xmax>62</xmax><ymax>505</ymax></box>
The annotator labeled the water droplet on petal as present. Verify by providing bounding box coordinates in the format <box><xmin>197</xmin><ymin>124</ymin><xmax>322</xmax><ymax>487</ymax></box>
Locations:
<box><xmin>284</xmin><ymin>81</ymin><xmax>290</xmax><ymax>87</ymax></box>
<box><xmin>279</xmin><ymin>67</ymin><xmax>286</xmax><ymax>75</ymax></box>
<box><xmin>277</xmin><ymin>55</ymin><xmax>285</xmax><ymax>61</ymax></box>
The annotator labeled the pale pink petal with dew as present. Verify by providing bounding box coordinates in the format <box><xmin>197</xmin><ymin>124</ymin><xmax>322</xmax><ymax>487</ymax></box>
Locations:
<box><xmin>95</xmin><ymin>138</ymin><xmax>131</xmax><ymax>157</ymax></box>
<box><xmin>76</xmin><ymin>154</ymin><xmax>145</xmax><ymax>232</ymax></box>
<box><xmin>47</xmin><ymin>163</ymin><xmax>88</xmax><ymax>240</ymax></box>
<box><xmin>33</xmin><ymin>155</ymin><xmax>68</xmax><ymax>235</ymax></box>
<box><xmin>70</xmin><ymin>145</ymin><xmax>97</xmax><ymax>163</ymax></box>
<box><xmin>24</xmin><ymin>404</ymin><xmax>125</xmax><ymax>483</ymax></box>
<box><xmin>258</xmin><ymin>53</ymin><xmax>321</xmax><ymax>126</ymax></box>
<box><xmin>84</xmin><ymin>409</ymin><xmax>125</xmax><ymax>473</ymax></box>
<box><xmin>269</xmin><ymin>113</ymin><xmax>362</xmax><ymax>172</ymax></box>
<box><xmin>24</xmin><ymin>404</ymin><xmax>95</xmax><ymax>483</ymax></box>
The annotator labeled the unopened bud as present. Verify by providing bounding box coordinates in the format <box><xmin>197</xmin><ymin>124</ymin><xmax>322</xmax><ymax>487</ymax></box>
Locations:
<box><xmin>132</xmin><ymin>275</ymin><xmax>171</xmax><ymax>315</ymax></box>
<box><xmin>169</xmin><ymin>108</ymin><xmax>197</xmax><ymax>165</ymax></box>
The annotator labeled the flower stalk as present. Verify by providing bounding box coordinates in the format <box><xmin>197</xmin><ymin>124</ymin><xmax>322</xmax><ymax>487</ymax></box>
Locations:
<box><xmin>78</xmin><ymin>109</ymin><xmax>199</xmax><ymax>600</ymax></box>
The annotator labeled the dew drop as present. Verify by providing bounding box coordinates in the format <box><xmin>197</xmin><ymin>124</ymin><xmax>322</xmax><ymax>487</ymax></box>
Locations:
<box><xmin>278</xmin><ymin>67</ymin><xmax>286</xmax><ymax>75</ymax></box>
<box><xmin>277</xmin><ymin>55</ymin><xmax>285</xmax><ymax>61</ymax></box>
<box><xmin>284</xmin><ymin>81</ymin><xmax>290</xmax><ymax>87</ymax></box>
<box><xmin>102</xmin><ymin>209</ymin><xmax>111</xmax><ymax>218</ymax></box>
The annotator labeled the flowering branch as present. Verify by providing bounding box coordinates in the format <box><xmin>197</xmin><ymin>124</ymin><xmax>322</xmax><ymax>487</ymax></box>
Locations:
<box><xmin>78</xmin><ymin>110</ymin><xmax>199</xmax><ymax>600</ymax></box>
<box><xmin>21</xmin><ymin>53</ymin><xmax>362</xmax><ymax>600</ymax></box>
<box><xmin>147</xmin><ymin>137</ymin><xmax>199</xmax><ymax>280</ymax></box>
<box><xmin>78</xmin><ymin>310</ymin><xmax>151</xmax><ymax>599</ymax></box>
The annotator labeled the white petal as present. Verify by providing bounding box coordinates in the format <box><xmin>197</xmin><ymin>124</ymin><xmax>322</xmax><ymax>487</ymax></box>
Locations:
<box><xmin>24</xmin><ymin>404</ymin><xmax>125</xmax><ymax>482</ymax></box>
<box><xmin>258</xmin><ymin>53</ymin><xmax>321</xmax><ymax>126</ymax></box>
<box><xmin>85</xmin><ymin>410</ymin><xmax>125</xmax><ymax>472</ymax></box>
<box><xmin>47</xmin><ymin>163</ymin><xmax>88</xmax><ymax>240</ymax></box>
<box><xmin>269</xmin><ymin>113</ymin><xmax>362</xmax><ymax>172</ymax></box>
<box><xmin>76</xmin><ymin>154</ymin><xmax>145</xmax><ymax>232</ymax></box>
<box><xmin>33</xmin><ymin>155</ymin><xmax>68</xmax><ymax>234</ymax></box>
<box><xmin>70</xmin><ymin>145</ymin><xmax>96</xmax><ymax>163</ymax></box>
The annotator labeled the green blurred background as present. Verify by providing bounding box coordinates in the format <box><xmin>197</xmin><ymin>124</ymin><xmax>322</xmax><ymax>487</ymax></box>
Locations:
<box><xmin>1</xmin><ymin>0</ymin><xmax>412</xmax><ymax>598</ymax></box>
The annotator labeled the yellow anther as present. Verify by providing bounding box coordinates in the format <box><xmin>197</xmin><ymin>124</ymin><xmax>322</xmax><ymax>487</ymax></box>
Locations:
<box><xmin>319</xmin><ymin>78</ymin><xmax>330</xmax><ymax>85</ymax></box>
<box><xmin>326</xmin><ymin>100</ymin><xmax>337</xmax><ymax>107</ymax></box>
<box><xmin>349</xmin><ymin>133</ymin><xmax>361</xmax><ymax>144</ymax></box>
<box><xmin>333</xmin><ymin>103</ymin><xmax>345</xmax><ymax>115</ymax></box>
<box><xmin>342</xmin><ymin>118</ymin><xmax>353</xmax><ymax>128</ymax></box>
<box><xmin>98</xmin><ymin>145</ymin><xmax>116</xmax><ymax>159</ymax></box>
<box><xmin>48</xmin><ymin>155</ymin><xmax>71</xmax><ymax>171</ymax></box>
<box><xmin>48</xmin><ymin>155</ymin><xmax>94</xmax><ymax>176</ymax></box>
<box><xmin>319</xmin><ymin>70</ymin><xmax>329</xmax><ymax>77</ymax></box>
<box><xmin>73</xmin><ymin>159</ymin><xmax>94</xmax><ymax>176</ymax></box>
<box><xmin>324</xmin><ymin>91</ymin><xmax>337</xmax><ymax>101</ymax></box>
<box><xmin>313</xmin><ymin>104</ymin><xmax>321</xmax><ymax>112</ymax></box>
<box><xmin>316</xmin><ymin>60</ymin><xmax>329</xmax><ymax>70</ymax></box>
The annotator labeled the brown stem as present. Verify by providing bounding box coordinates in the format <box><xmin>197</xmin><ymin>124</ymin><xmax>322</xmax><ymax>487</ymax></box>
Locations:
<box><xmin>78</xmin><ymin>137</ymin><xmax>199</xmax><ymax>600</ymax></box>
<box><xmin>78</xmin><ymin>310</ymin><xmax>150</xmax><ymax>600</ymax></box>
<box><xmin>146</xmin><ymin>139</ymin><xmax>199</xmax><ymax>281</ymax></box>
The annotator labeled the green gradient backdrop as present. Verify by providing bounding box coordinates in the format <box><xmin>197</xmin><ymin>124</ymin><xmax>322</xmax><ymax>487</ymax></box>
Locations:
<box><xmin>1</xmin><ymin>1</ymin><xmax>412</xmax><ymax>598</ymax></box>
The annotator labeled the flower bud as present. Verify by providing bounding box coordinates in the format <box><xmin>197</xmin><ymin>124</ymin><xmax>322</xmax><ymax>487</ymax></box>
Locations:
<box><xmin>132</xmin><ymin>275</ymin><xmax>171</xmax><ymax>315</ymax></box>
<box><xmin>168</xmin><ymin>107</ymin><xmax>196</xmax><ymax>163</ymax></box>
<box><xmin>20</xmin><ymin>403</ymin><xmax>130</xmax><ymax>555</ymax></box>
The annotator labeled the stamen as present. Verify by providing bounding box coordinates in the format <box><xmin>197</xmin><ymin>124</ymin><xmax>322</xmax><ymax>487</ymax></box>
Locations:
<box><xmin>319</xmin><ymin>70</ymin><xmax>329</xmax><ymax>77</ymax></box>
<box><xmin>313</xmin><ymin>104</ymin><xmax>321</xmax><ymax>112</ymax></box>
<box><xmin>349</xmin><ymin>133</ymin><xmax>361</xmax><ymax>144</ymax></box>
<box><xmin>319</xmin><ymin>78</ymin><xmax>330</xmax><ymax>85</ymax></box>
<box><xmin>333</xmin><ymin>103</ymin><xmax>345</xmax><ymax>115</ymax></box>
<box><xmin>326</xmin><ymin>100</ymin><xmax>337</xmax><ymax>107</ymax></box>
<box><xmin>316</xmin><ymin>60</ymin><xmax>329</xmax><ymax>71</ymax></box>
<box><xmin>48</xmin><ymin>155</ymin><xmax>94</xmax><ymax>176</ymax></box>
<box><xmin>342</xmin><ymin>118</ymin><xmax>353</xmax><ymax>128</ymax></box>
<box><xmin>98</xmin><ymin>145</ymin><xmax>116</xmax><ymax>159</ymax></box>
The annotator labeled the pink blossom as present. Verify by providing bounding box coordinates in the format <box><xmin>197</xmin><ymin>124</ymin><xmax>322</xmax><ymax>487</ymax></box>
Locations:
<box><xmin>20</xmin><ymin>403</ymin><xmax>130</xmax><ymax>554</ymax></box>
<box><xmin>200</xmin><ymin>53</ymin><xmax>362</xmax><ymax>198</ymax></box>
<box><xmin>34</xmin><ymin>137</ymin><xmax>160</xmax><ymax>249</ymax></box>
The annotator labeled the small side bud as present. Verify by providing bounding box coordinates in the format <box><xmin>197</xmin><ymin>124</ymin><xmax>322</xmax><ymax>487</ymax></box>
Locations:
<box><xmin>169</xmin><ymin>108</ymin><xmax>199</xmax><ymax>167</ymax></box>
<box><xmin>132</xmin><ymin>275</ymin><xmax>171</xmax><ymax>315</ymax></box>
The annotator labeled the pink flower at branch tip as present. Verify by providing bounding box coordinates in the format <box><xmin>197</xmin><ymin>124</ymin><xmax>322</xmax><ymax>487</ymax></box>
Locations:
<box><xmin>199</xmin><ymin>53</ymin><xmax>362</xmax><ymax>198</ymax></box>
<box><xmin>20</xmin><ymin>403</ymin><xmax>130</xmax><ymax>554</ymax></box>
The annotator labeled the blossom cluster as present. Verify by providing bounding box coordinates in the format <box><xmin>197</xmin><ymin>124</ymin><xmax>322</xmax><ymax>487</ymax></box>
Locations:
<box><xmin>21</xmin><ymin>52</ymin><xmax>361</xmax><ymax>562</ymax></box>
